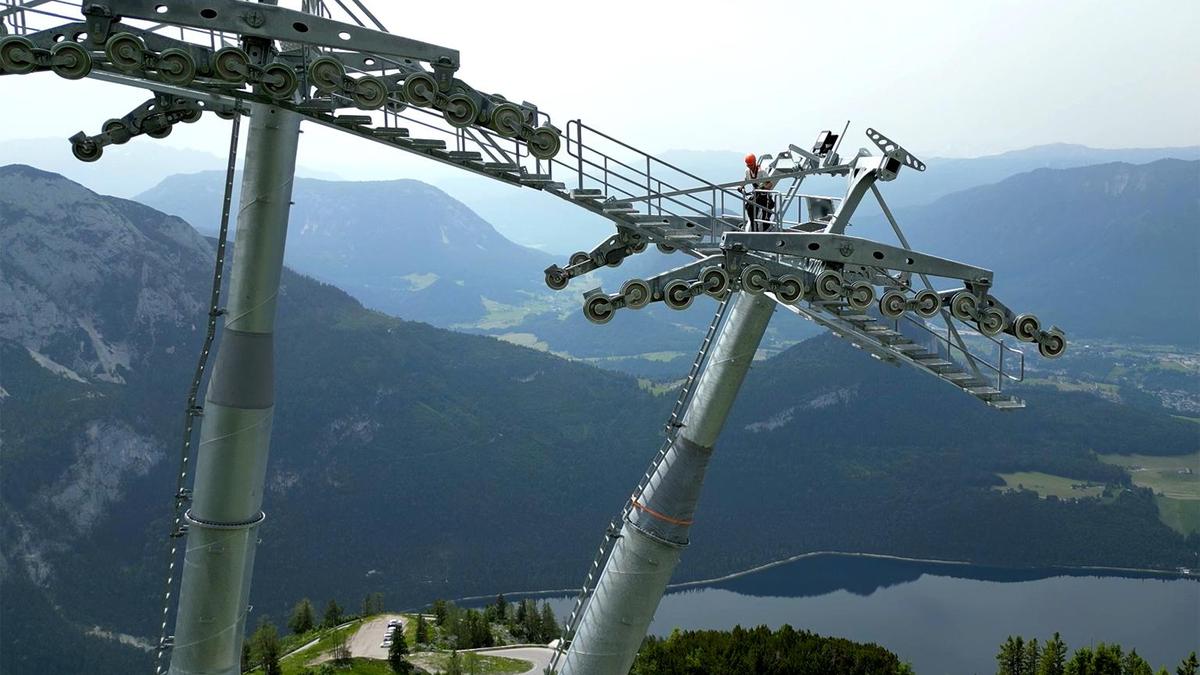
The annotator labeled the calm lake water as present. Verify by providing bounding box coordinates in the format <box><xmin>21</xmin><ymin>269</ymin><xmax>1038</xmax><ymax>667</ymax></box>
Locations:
<box><xmin>519</xmin><ymin>554</ymin><xmax>1200</xmax><ymax>674</ymax></box>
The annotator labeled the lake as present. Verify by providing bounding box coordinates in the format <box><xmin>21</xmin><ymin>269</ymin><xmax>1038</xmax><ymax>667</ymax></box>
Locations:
<box><xmin>521</xmin><ymin>554</ymin><xmax>1200</xmax><ymax>674</ymax></box>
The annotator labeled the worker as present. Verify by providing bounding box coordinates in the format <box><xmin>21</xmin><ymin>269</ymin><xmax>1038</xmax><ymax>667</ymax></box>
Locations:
<box><xmin>740</xmin><ymin>154</ymin><xmax>777</xmax><ymax>232</ymax></box>
<box><xmin>740</xmin><ymin>153</ymin><xmax>761</xmax><ymax>230</ymax></box>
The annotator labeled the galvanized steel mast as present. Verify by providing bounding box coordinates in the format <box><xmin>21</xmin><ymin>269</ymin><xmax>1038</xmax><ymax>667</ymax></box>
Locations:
<box><xmin>168</xmin><ymin>5</ymin><xmax>303</xmax><ymax>672</ymax></box>
<box><xmin>560</xmin><ymin>292</ymin><xmax>776</xmax><ymax>675</ymax></box>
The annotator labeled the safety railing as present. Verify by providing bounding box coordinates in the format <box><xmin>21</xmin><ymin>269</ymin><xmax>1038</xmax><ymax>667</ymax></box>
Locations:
<box><xmin>559</xmin><ymin>120</ymin><xmax>754</xmax><ymax>241</ymax></box>
<box><xmin>899</xmin><ymin>313</ymin><xmax>1025</xmax><ymax>389</ymax></box>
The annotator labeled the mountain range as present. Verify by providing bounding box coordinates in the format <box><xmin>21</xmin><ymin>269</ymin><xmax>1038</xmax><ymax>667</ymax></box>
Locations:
<box><xmin>135</xmin><ymin>157</ymin><xmax>1200</xmax><ymax>357</ymax></box>
<box><xmin>134</xmin><ymin>171</ymin><xmax>820</xmax><ymax>374</ymax></box>
<box><xmin>1</xmin><ymin>165</ymin><xmax>1195</xmax><ymax>674</ymax></box>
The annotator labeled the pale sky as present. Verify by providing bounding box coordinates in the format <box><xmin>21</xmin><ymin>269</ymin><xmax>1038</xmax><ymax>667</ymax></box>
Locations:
<box><xmin>1</xmin><ymin>0</ymin><xmax>1197</xmax><ymax>182</ymax></box>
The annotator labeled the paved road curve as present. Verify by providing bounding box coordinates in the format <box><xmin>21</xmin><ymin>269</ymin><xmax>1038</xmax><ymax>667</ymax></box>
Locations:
<box><xmin>467</xmin><ymin>645</ymin><xmax>555</xmax><ymax>674</ymax></box>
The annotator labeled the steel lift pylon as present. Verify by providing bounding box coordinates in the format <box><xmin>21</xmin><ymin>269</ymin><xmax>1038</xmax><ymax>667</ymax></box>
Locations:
<box><xmin>1</xmin><ymin>3</ymin><xmax>1068</xmax><ymax>674</ymax></box>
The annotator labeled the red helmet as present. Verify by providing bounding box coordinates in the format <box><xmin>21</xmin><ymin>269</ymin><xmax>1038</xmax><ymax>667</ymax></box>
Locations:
<box><xmin>744</xmin><ymin>153</ymin><xmax>757</xmax><ymax>167</ymax></box>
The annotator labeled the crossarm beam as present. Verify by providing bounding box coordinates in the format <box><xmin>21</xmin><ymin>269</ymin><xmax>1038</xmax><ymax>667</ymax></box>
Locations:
<box><xmin>722</xmin><ymin>232</ymin><xmax>993</xmax><ymax>285</ymax></box>
<box><xmin>101</xmin><ymin>0</ymin><xmax>459</xmax><ymax>67</ymax></box>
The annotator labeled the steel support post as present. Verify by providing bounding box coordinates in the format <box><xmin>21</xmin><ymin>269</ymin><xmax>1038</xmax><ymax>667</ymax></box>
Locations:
<box><xmin>167</xmin><ymin>101</ymin><xmax>301</xmax><ymax>675</ymax></box>
<box><xmin>561</xmin><ymin>292</ymin><xmax>777</xmax><ymax>675</ymax></box>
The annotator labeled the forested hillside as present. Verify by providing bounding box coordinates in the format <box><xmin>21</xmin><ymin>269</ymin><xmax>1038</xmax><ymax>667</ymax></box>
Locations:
<box><xmin>1</xmin><ymin>166</ymin><xmax>1195</xmax><ymax>674</ymax></box>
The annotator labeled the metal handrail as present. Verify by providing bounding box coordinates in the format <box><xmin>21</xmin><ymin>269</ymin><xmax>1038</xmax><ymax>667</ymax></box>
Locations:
<box><xmin>900</xmin><ymin>314</ymin><xmax>1025</xmax><ymax>389</ymax></box>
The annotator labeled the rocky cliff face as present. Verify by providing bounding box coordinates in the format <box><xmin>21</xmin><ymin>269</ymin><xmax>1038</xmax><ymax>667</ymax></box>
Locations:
<box><xmin>0</xmin><ymin>165</ymin><xmax>210</xmax><ymax>383</ymax></box>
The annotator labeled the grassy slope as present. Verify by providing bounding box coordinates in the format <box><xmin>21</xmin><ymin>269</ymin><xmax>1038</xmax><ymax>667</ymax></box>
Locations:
<box><xmin>1099</xmin><ymin>453</ymin><xmax>1200</xmax><ymax>535</ymax></box>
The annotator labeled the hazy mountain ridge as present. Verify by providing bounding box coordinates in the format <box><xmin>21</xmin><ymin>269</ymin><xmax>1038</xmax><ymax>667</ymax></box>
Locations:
<box><xmin>873</xmin><ymin>158</ymin><xmax>1200</xmax><ymax>343</ymax></box>
<box><xmin>134</xmin><ymin>169</ymin><xmax>809</xmax><ymax>369</ymax></box>
<box><xmin>0</xmin><ymin>137</ymin><xmax>340</xmax><ymax>198</ymax></box>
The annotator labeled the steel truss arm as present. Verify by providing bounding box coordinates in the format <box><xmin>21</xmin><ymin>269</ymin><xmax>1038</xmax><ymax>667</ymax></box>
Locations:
<box><xmin>101</xmin><ymin>0</ymin><xmax>460</xmax><ymax>68</ymax></box>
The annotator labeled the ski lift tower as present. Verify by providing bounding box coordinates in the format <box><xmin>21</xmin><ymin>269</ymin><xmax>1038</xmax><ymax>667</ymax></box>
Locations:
<box><xmin>0</xmin><ymin>4</ymin><xmax>1067</xmax><ymax>675</ymax></box>
<box><xmin>542</xmin><ymin>127</ymin><xmax>1066</xmax><ymax>675</ymax></box>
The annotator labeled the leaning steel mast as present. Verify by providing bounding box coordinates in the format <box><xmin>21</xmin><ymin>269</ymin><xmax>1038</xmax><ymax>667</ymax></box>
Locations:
<box><xmin>559</xmin><ymin>292</ymin><xmax>776</xmax><ymax>674</ymax></box>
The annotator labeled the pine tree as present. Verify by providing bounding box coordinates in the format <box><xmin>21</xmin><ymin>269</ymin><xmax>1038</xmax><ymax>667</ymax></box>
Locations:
<box><xmin>514</xmin><ymin>599</ymin><xmax>527</xmax><ymax>635</ymax></box>
<box><xmin>521</xmin><ymin>600</ymin><xmax>540</xmax><ymax>642</ymax></box>
<box><xmin>387</xmin><ymin>624</ymin><xmax>411</xmax><ymax>674</ymax></box>
<box><xmin>1179</xmin><ymin>652</ymin><xmax>1200</xmax><ymax>675</ymax></box>
<box><xmin>322</xmin><ymin>599</ymin><xmax>343</xmax><ymax>629</ymax></box>
<box><xmin>539</xmin><ymin>602</ymin><xmax>560</xmax><ymax>643</ymax></box>
<box><xmin>1122</xmin><ymin>649</ymin><xmax>1154</xmax><ymax>675</ymax></box>
<box><xmin>415</xmin><ymin>613</ymin><xmax>430</xmax><ymax>645</ymax></box>
<box><xmin>1023</xmin><ymin>639</ymin><xmax>1041</xmax><ymax>675</ymax></box>
<box><xmin>495</xmin><ymin>594</ymin><xmax>509</xmax><ymax>622</ymax></box>
<box><xmin>998</xmin><ymin>636</ymin><xmax>1026</xmax><ymax>675</ymax></box>
<box><xmin>250</xmin><ymin>618</ymin><xmax>282</xmax><ymax>675</ymax></box>
<box><xmin>288</xmin><ymin>598</ymin><xmax>316</xmax><ymax>635</ymax></box>
<box><xmin>1066</xmin><ymin>646</ymin><xmax>1094</xmax><ymax>675</ymax></box>
<box><xmin>433</xmin><ymin>599</ymin><xmax>449</xmax><ymax>626</ymax></box>
<box><xmin>1040</xmin><ymin>633</ymin><xmax>1068</xmax><ymax>675</ymax></box>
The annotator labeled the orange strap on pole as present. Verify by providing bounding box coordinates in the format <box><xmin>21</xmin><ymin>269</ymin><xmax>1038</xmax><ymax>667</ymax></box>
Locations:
<box><xmin>630</xmin><ymin>495</ymin><xmax>694</xmax><ymax>526</ymax></box>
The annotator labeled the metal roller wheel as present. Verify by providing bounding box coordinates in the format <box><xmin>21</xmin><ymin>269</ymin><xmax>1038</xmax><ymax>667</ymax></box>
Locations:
<box><xmin>847</xmin><ymin>281</ymin><xmax>874</xmax><ymax>310</ymax></box>
<box><xmin>978</xmin><ymin>307</ymin><xmax>1006</xmax><ymax>336</ymax></box>
<box><xmin>880</xmin><ymin>289</ymin><xmax>907</xmax><ymax>318</ymax></box>
<box><xmin>180</xmin><ymin>107</ymin><xmax>202</xmax><ymax>123</ymax></box>
<box><xmin>950</xmin><ymin>291</ymin><xmax>978</xmax><ymax>322</ymax></box>
<box><xmin>700</xmin><ymin>266</ymin><xmax>730</xmax><ymax>297</ymax></box>
<box><xmin>913</xmin><ymin>289</ymin><xmax>941</xmax><ymax>318</ymax></box>
<box><xmin>105</xmin><ymin>32</ymin><xmax>145</xmax><ymax>72</ymax></box>
<box><xmin>350</xmin><ymin>75</ymin><xmax>387</xmax><ymax>109</ymax></box>
<box><xmin>215</xmin><ymin>109</ymin><xmax>237</xmax><ymax>120</ymax></box>
<box><xmin>71</xmin><ymin>139</ymin><xmax>102</xmax><ymax>162</ymax></box>
<box><xmin>583</xmin><ymin>295</ymin><xmax>614</xmax><ymax>325</ymax></box>
<box><xmin>156</xmin><ymin>48</ymin><xmax>196</xmax><ymax>86</ymax></box>
<box><xmin>656</xmin><ymin>242</ymin><xmax>676</xmax><ymax>254</ymax></box>
<box><xmin>262</xmin><ymin>63</ymin><xmax>299</xmax><ymax>99</ymax></box>
<box><xmin>49</xmin><ymin>42</ymin><xmax>90</xmax><ymax>80</ymax></box>
<box><xmin>1013</xmin><ymin>313</ymin><xmax>1040</xmax><ymax>342</ymax></box>
<box><xmin>1037</xmin><ymin>330</ymin><xmax>1066</xmax><ymax>359</ymax></box>
<box><xmin>663</xmin><ymin>280</ymin><xmax>694</xmax><ymax>310</ymax></box>
<box><xmin>308</xmin><ymin>56</ymin><xmax>344</xmax><ymax>92</ymax></box>
<box><xmin>489</xmin><ymin>102</ymin><xmax>524</xmax><ymax>137</ymax></box>
<box><xmin>569</xmin><ymin>251</ymin><xmax>590</xmax><ymax>267</ymax></box>
<box><xmin>815</xmin><ymin>270</ymin><xmax>843</xmax><ymax>301</ymax></box>
<box><xmin>146</xmin><ymin>125</ymin><xmax>172</xmax><ymax>139</ymax></box>
<box><xmin>739</xmin><ymin>264</ymin><xmax>770</xmax><ymax>294</ymax></box>
<box><xmin>103</xmin><ymin>118</ymin><xmax>131</xmax><ymax>145</ymax></box>
<box><xmin>403</xmin><ymin>72</ymin><xmax>437</xmax><ymax>107</ymax></box>
<box><xmin>212</xmin><ymin>46</ymin><xmax>250</xmax><ymax>83</ymax></box>
<box><xmin>0</xmin><ymin>37</ymin><xmax>37</xmax><ymax>74</ymax></box>
<box><xmin>630</xmin><ymin>239</ymin><xmax>648</xmax><ymax>253</ymax></box>
<box><xmin>442</xmin><ymin>92</ymin><xmax>480</xmax><ymax>127</ymax></box>
<box><xmin>621</xmin><ymin>279</ymin><xmax>652</xmax><ymax>309</ymax></box>
<box><xmin>544</xmin><ymin>268</ymin><xmax>568</xmax><ymax>291</ymax></box>
<box><xmin>776</xmin><ymin>275</ymin><xmax>805</xmax><ymax>304</ymax></box>
<box><xmin>528</xmin><ymin>126</ymin><xmax>561</xmax><ymax>160</ymax></box>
